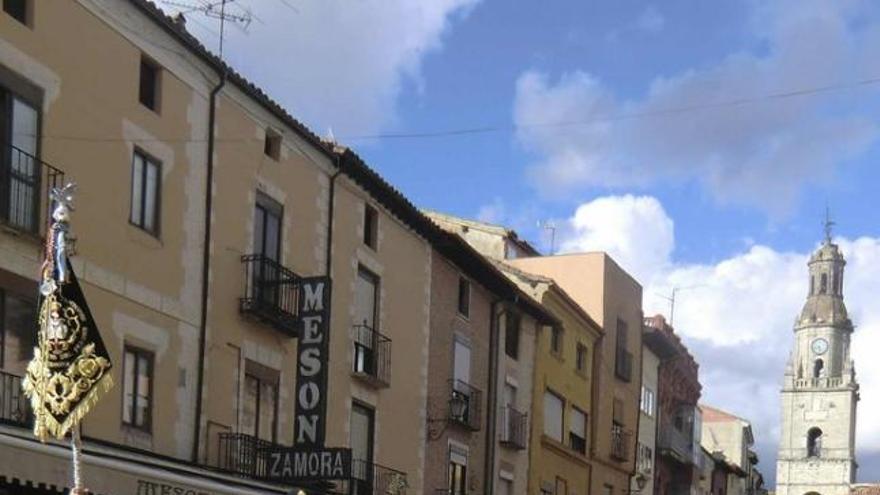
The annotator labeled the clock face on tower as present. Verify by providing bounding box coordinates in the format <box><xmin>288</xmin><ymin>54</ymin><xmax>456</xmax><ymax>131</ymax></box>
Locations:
<box><xmin>812</xmin><ymin>338</ymin><xmax>829</xmax><ymax>355</ymax></box>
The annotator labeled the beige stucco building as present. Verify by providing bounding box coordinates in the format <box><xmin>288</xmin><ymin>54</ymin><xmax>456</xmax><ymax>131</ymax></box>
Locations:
<box><xmin>498</xmin><ymin>262</ymin><xmax>603</xmax><ymax>495</ymax></box>
<box><xmin>0</xmin><ymin>2</ymin><xmax>552</xmax><ymax>494</ymax></box>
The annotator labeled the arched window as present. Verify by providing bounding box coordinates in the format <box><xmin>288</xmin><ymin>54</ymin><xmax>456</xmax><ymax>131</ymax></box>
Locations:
<box><xmin>813</xmin><ymin>359</ymin><xmax>824</xmax><ymax>379</ymax></box>
<box><xmin>820</xmin><ymin>273</ymin><xmax>828</xmax><ymax>294</ymax></box>
<box><xmin>807</xmin><ymin>428</ymin><xmax>823</xmax><ymax>457</ymax></box>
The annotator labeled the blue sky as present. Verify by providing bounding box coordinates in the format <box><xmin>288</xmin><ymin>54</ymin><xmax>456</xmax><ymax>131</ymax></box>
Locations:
<box><xmin>165</xmin><ymin>0</ymin><xmax>880</xmax><ymax>485</ymax></box>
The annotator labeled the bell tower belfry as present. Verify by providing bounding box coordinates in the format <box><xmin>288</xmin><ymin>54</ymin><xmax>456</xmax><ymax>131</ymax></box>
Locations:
<box><xmin>777</xmin><ymin>217</ymin><xmax>859</xmax><ymax>495</ymax></box>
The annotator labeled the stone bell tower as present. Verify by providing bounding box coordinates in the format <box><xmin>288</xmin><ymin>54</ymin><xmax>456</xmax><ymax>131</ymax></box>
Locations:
<box><xmin>777</xmin><ymin>218</ymin><xmax>859</xmax><ymax>495</ymax></box>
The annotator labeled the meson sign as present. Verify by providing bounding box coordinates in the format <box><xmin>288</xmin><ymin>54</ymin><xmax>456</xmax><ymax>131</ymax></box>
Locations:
<box><xmin>295</xmin><ymin>276</ymin><xmax>332</xmax><ymax>447</ymax></box>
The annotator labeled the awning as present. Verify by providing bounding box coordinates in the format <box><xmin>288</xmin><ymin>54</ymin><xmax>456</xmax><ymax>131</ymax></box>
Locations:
<box><xmin>0</xmin><ymin>425</ymin><xmax>311</xmax><ymax>495</ymax></box>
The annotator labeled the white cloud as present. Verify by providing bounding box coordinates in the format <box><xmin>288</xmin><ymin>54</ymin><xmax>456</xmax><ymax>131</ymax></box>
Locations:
<box><xmin>166</xmin><ymin>0</ymin><xmax>478</xmax><ymax>136</ymax></box>
<box><xmin>559</xmin><ymin>194</ymin><xmax>880</xmax><ymax>482</ymax></box>
<box><xmin>558</xmin><ymin>195</ymin><xmax>673</xmax><ymax>284</ymax></box>
<box><xmin>514</xmin><ymin>0</ymin><xmax>880</xmax><ymax>214</ymax></box>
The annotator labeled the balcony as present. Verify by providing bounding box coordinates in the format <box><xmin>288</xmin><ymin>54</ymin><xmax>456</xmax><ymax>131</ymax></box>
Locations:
<box><xmin>216</xmin><ymin>432</ymin><xmax>275</xmax><ymax>479</ymax></box>
<box><xmin>0</xmin><ymin>143</ymin><xmax>65</xmax><ymax>236</ymax></box>
<box><xmin>0</xmin><ymin>370</ymin><xmax>31</xmax><ymax>427</ymax></box>
<box><xmin>240</xmin><ymin>254</ymin><xmax>302</xmax><ymax>336</ymax></box>
<box><xmin>342</xmin><ymin>460</ymin><xmax>408</xmax><ymax>495</ymax></box>
<box><xmin>615</xmin><ymin>348</ymin><xmax>633</xmax><ymax>382</ymax></box>
<box><xmin>610</xmin><ymin>424</ymin><xmax>631</xmax><ymax>461</ymax></box>
<box><xmin>499</xmin><ymin>405</ymin><xmax>528</xmax><ymax>450</ymax></box>
<box><xmin>351</xmin><ymin>324</ymin><xmax>391</xmax><ymax>388</ymax></box>
<box><xmin>448</xmin><ymin>379</ymin><xmax>482</xmax><ymax>431</ymax></box>
<box><xmin>658</xmin><ymin>423</ymin><xmax>695</xmax><ymax>465</ymax></box>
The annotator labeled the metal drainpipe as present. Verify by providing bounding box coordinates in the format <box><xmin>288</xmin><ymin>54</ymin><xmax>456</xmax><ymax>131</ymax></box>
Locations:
<box><xmin>484</xmin><ymin>299</ymin><xmax>504</xmax><ymax>495</ymax></box>
<box><xmin>192</xmin><ymin>73</ymin><xmax>226</xmax><ymax>464</ymax></box>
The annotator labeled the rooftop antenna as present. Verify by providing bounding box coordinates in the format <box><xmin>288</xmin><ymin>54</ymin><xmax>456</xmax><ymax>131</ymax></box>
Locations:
<box><xmin>161</xmin><ymin>0</ymin><xmax>253</xmax><ymax>59</ymax></box>
<box><xmin>823</xmin><ymin>204</ymin><xmax>835</xmax><ymax>245</ymax></box>
<box><xmin>656</xmin><ymin>285</ymin><xmax>705</xmax><ymax>326</ymax></box>
<box><xmin>538</xmin><ymin>220</ymin><xmax>557</xmax><ymax>255</ymax></box>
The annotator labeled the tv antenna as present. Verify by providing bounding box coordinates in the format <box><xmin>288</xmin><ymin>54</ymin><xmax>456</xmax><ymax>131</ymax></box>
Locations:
<box><xmin>161</xmin><ymin>0</ymin><xmax>253</xmax><ymax>58</ymax></box>
<box><xmin>538</xmin><ymin>220</ymin><xmax>557</xmax><ymax>255</ymax></box>
<box><xmin>656</xmin><ymin>284</ymin><xmax>705</xmax><ymax>326</ymax></box>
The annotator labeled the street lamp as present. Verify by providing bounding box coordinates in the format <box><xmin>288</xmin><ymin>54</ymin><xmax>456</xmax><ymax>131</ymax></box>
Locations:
<box><xmin>448</xmin><ymin>392</ymin><xmax>467</xmax><ymax>421</ymax></box>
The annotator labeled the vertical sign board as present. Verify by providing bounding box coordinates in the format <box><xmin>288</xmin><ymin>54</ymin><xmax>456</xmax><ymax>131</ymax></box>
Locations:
<box><xmin>295</xmin><ymin>276</ymin><xmax>332</xmax><ymax>447</ymax></box>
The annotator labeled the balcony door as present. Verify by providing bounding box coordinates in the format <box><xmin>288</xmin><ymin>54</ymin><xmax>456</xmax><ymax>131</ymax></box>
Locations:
<box><xmin>1</xmin><ymin>89</ymin><xmax>39</xmax><ymax>232</ymax></box>
<box><xmin>351</xmin><ymin>402</ymin><xmax>375</xmax><ymax>495</ymax></box>
<box><xmin>353</xmin><ymin>267</ymin><xmax>379</xmax><ymax>375</ymax></box>
<box><xmin>252</xmin><ymin>192</ymin><xmax>282</xmax><ymax>306</ymax></box>
<box><xmin>452</xmin><ymin>338</ymin><xmax>471</xmax><ymax>421</ymax></box>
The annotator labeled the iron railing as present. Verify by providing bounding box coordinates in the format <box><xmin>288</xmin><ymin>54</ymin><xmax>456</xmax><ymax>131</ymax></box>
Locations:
<box><xmin>499</xmin><ymin>405</ymin><xmax>528</xmax><ymax>450</ymax></box>
<box><xmin>343</xmin><ymin>459</ymin><xmax>408</xmax><ymax>495</ymax></box>
<box><xmin>240</xmin><ymin>254</ymin><xmax>302</xmax><ymax>336</ymax></box>
<box><xmin>351</xmin><ymin>324</ymin><xmax>391</xmax><ymax>387</ymax></box>
<box><xmin>615</xmin><ymin>348</ymin><xmax>633</xmax><ymax>382</ymax></box>
<box><xmin>1</xmin><ymin>143</ymin><xmax>65</xmax><ymax>236</ymax></box>
<box><xmin>0</xmin><ymin>370</ymin><xmax>31</xmax><ymax>427</ymax></box>
<box><xmin>448</xmin><ymin>379</ymin><xmax>482</xmax><ymax>431</ymax></box>
<box><xmin>610</xmin><ymin>423</ymin><xmax>631</xmax><ymax>461</ymax></box>
<box><xmin>216</xmin><ymin>432</ymin><xmax>275</xmax><ymax>479</ymax></box>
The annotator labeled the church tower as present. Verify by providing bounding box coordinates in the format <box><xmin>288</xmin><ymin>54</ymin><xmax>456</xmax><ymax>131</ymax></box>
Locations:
<box><xmin>777</xmin><ymin>223</ymin><xmax>859</xmax><ymax>495</ymax></box>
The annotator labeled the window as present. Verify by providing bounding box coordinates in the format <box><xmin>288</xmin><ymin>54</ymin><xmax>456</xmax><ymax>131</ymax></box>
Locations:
<box><xmin>130</xmin><ymin>150</ymin><xmax>161</xmax><ymax>235</ymax></box>
<box><xmin>550</xmin><ymin>325</ymin><xmax>563</xmax><ymax>356</ymax></box>
<box><xmin>350</xmin><ymin>402</ymin><xmax>375</xmax><ymax>492</ymax></box>
<box><xmin>569</xmin><ymin>407</ymin><xmax>587</xmax><ymax>454</ymax></box>
<box><xmin>354</xmin><ymin>266</ymin><xmax>379</xmax><ymax>328</ymax></box>
<box><xmin>807</xmin><ymin>427</ymin><xmax>823</xmax><ymax>457</ymax></box>
<box><xmin>820</xmin><ymin>273</ymin><xmax>828</xmax><ymax>294</ymax></box>
<box><xmin>640</xmin><ymin>386</ymin><xmax>655</xmax><ymax>417</ymax></box>
<box><xmin>264</xmin><ymin>128</ymin><xmax>281</xmax><ymax>160</ymax></box>
<box><xmin>505</xmin><ymin>312</ymin><xmax>521</xmax><ymax>359</ymax></box>
<box><xmin>241</xmin><ymin>361</ymin><xmax>279</xmax><ymax>442</ymax></box>
<box><xmin>543</xmin><ymin>390</ymin><xmax>564</xmax><ymax>442</ymax></box>
<box><xmin>498</xmin><ymin>477</ymin><xmax>513</xmax><ymax>495</ymax></box>
<box><xmin>813</xmin><ymin>359</ymin><xmax>824</xmax><ymax>379</ymax></box>
<box><xmin>457</xmin><ymin>276</ymin><xmax>470</xmax><ymax>318</ymax></box>
<box><xmin>555</xmin><ymin>477</ymin><xmax>568</xmax><ymax>495</ymax></box>
<box><xmin>576</xmin><ymin>343</ymin><xmax>588</xmax><ymax>373</ymax></box>
<box><xmin>139</xmin><ymin>56</ymin><xmax>160</xmax><ymax>111</ymax></box>
<box><xmin>1</xmin><ymin>85</ymin><xmax>40</xmax><ymax>232</ymax></box>
<box><xmin>615</xmin><ymin>318</ymin><xmax>632</xmax><ymax>382</ymax></box>
<box><xmin>363</xmin><ymin>203</ymin><xmax>378</xmax><ymax>249</ymax></box>
<box><xmin>122</xmin><ymin>347</ymin><xmax>153</xmax><ymax>431</ymax></box>
<box><xmin>254</xmin><ymin>192</ymin><xmax>283</xmax><ymax>261</ymax></box>
<box><xmin>2</xmin><ymin>0</ymin><xmax>27</xmax><ymax>25</ymax></box>
<box><xmin>448</xmin><ymin>449</ymin><xmax>467</xmax><ymax>495</ymax></box>
<box><xmin>810</xmin><ymin>275</ymin><xmax>815</xmax><ymax>296</ymax></box>
<box><xmin>637</xmin><ymin>442</ymin><xmax>654</xmax><ymax>473</ymax></box>
<box><xmin>0</xmin><ymin>290</ymin><xmax>36</xmax><ymax>372</ymax></box>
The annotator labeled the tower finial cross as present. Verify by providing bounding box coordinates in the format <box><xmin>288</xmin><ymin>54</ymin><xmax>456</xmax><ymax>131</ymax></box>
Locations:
<box><xmin>824</xmin><ymin>205</ymin><xmax>835</xmax><ymax>244</ymax></box>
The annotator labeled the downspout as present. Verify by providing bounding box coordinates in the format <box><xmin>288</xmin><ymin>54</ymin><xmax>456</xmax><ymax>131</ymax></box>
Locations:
<box><xmin>483</xmin><ymin>300</ymin><xmax>506</xmax><ymax>494</ymax></box>
<box><xmin>325</xmin><ymin>152</ymin><xmax>342</xmax><ymax>276</ymax></box>
<box><xmin>193</xmin><ymin>72</ymin><xmax>226</xmax><ymax>463</ymax></box>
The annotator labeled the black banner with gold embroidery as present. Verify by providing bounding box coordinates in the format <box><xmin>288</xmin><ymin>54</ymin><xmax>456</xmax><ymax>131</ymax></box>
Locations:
<box><xmin>23</xmin><ymin>185</ymin><xmax>113</xmax><ymax>441</ymax></box>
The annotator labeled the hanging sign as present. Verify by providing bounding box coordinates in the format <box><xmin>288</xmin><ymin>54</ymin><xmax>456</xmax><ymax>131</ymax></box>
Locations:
<box><xmin>263</xmin><ymin>446</ymin><xmax>352</xmax><ymax>482</ymax></box>
<box><xmin>294</xmin><ymin>276</ymin><xmax>332</xmax><ymax>447</ymax></box>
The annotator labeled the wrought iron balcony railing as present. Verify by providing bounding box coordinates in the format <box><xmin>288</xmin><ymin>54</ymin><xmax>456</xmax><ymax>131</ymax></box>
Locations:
<box><xmin>1</xmin><ymin>143</ymin><xmax>65</xmax><ymax>236</ymax></box>
<box><xmin>343</xmin><ymin>459</ymin><xmax>408</xmax><ymax>495</ymax></box>
<box><xmin>351</xmin><ymin>324</ymin><xmax>391</xmax><ymax>387</ymax></box>
<box><xmin>615</xmin><ymin>348</ymin><xmax>633</xmax><ymax>382</ymax></box>
<box><xmin>0</xmin><ymin>370</ymin><xmax>31</xmax><ymax>427</ymax></box>
<box><xmin>448</xmin><ymin>379</ymin><xmax>482</xmax><ymax>432</ymax></box>
<box><xmin>499</xmin><ymin>405</ymin><xmax>528</xmax><ymax>450</ymax></box>
<box><xmin>240</xmin><ymin>254</ymin><xmax>302</xmax><ymax>336</ymax></box>
<box><xmin>610</xmin><ymin>423</ymin><xmax>632</xmax><ymax>462</ymax></box>
<box><xmin>216</xmin><ymin>432</ymin><xmax>275</xmax><ymax>479</ymax></box>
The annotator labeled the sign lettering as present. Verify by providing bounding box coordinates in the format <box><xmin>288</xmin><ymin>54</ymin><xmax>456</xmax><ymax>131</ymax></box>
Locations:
<box><xmin>264</xmin><ymin>446</ymin><xmax>352</xmax><ymax>482</ymax></box>
<box><xmin>294</xmin><ymin>277</ymin><xmax>332</xmax><ymax>447</ymax></box>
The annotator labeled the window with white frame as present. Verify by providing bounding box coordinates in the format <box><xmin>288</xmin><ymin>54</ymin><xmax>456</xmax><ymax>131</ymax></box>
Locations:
<box><xmin>130</xmin><ymin>150</ymin><xmax>161</xmax><ymax>235</ymax></box>
<box><xmin>569</xmin><ymin>406</ymin><xmax>587</xmax><ymax>454</ymax></box>
<box><xmin>543</xmin><ymin>389</ymin><xmax>564</xmax><ymax>442</ymax></box>
<box><xmin>640</xmin><ymin>385</ymin><xmax>655</xmax><ymax>417</ymax></box>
